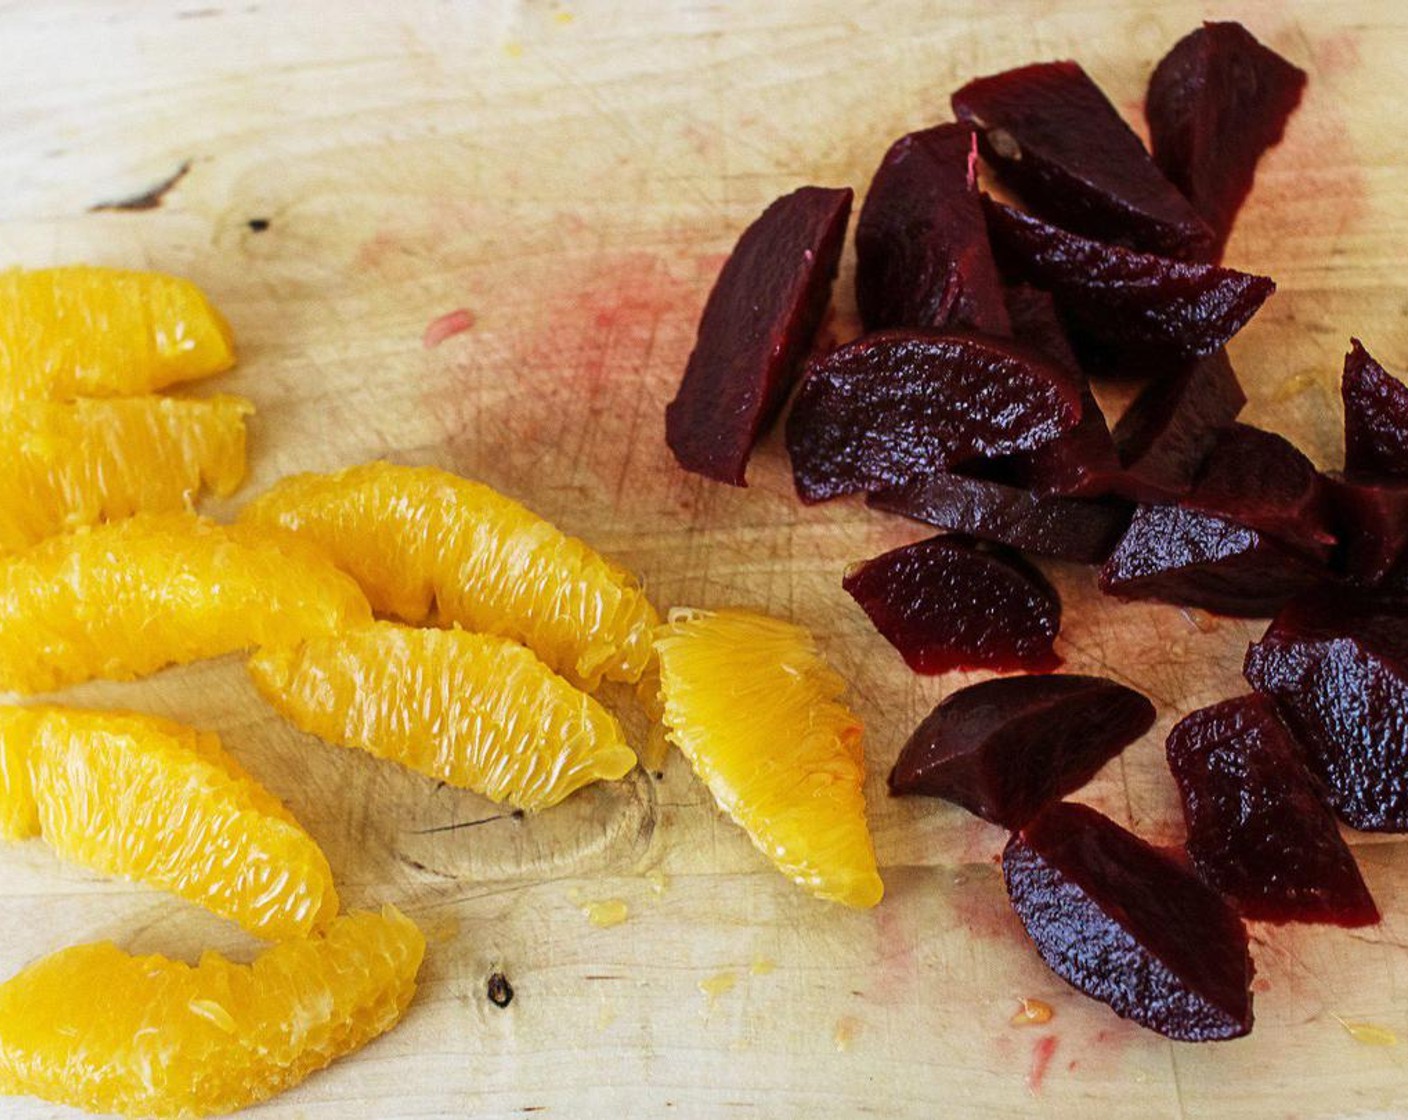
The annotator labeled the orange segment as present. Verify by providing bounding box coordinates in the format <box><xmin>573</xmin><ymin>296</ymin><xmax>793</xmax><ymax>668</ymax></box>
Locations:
<box><xmin>655</xmin><ymin>608</ymin><xmax>884</xmax><ymax>908</ymax></box>
<box><xmin>0</xmin><ymin>512</ymin><xmax>371</xmax><ymax>695</ymax></box>
<box><xmin>240</xmin><ymin>462</ymin><xmax>659</xmax><ymax>689</ymax></box>
<box><xmin>0</xmin><ymin>266</ymin><xmax>235</xmax><ymax>403</ymax></box>
<box><xmin>0</xmin><ymin>395</ymin><xmax>253</xmax><ymax>555</ymax></box>
<box><xmin>0</xmin><ymin>906</ymin><xmax>423</xmax><ymax>1119</ymax></box>
<box><xmin>0</xmin><ymin>706</ymin><xmax>336</xmax><ymax>939</ymax></box>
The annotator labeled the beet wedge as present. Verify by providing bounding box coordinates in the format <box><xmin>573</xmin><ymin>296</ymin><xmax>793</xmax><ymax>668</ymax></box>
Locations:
<box><xmin>666</xmin><ymin>185</ymin><xmax>852</xmax><ymax>486</ymax></box>
<box><xmin>890</xmin><ymin>675</ymin><xmax>1154</xmax><ymax>826</ymax></box>
<box><xmin>1328</xmin><ymin>474</ymin><xmax>1408</xmax><ymax>585</ymax></box>
<box><xmin>1004</xmin><ymin>802</ymin><xmax>1254</xmax><ymax>1041</ymax></box>
<box><xmin>1343</xmin><ymin>339</ymin><xmax>1408</xmax><ymax>479</ymax></box>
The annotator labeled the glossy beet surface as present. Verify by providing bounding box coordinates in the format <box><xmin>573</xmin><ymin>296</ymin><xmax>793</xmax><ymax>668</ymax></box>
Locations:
<box><xmin>1343</xmin><ymin>339</ymin><xmax>1408</xmax><ymax>479</ymax></box>
<box><xmin>785</xmin><ymin>331</ymin><xmax>1083</xmax><ymax>502</ymax></box>
<box><xmin>1328</xmin><ymin>475</ymin><xmax>1408</xmax><ymax>584</ymax></box>
<box><xmin>952</xmin><ymin>61</ymin><xmax>1213</xmax><ymax>259</ymax></box>
<box><xmin>1147</xmin><ymin>22</ymin><xmax>1307</xmax><ymax>259</ymax></box>
<box><xmin>985</xmin><ymin>200</ymin><xmax>1275</xmax><ymax>360</ymax></box>
<box><xmin>1166</xmin><ymin>694</ymin><xmax>1378</xmax><ymax>927</ymax></box>
<box><xmin>666</xmin><ymin>186</ymin><xmax>852</xmax><ymax>486</ymax></box>
<box><xmin>890</xmin><ymin>675</ymin><xmax>1155</xmax><ymax>826</ymax></box>
<box><xmin>1244</xmin><ymin>593</ymin><xmax>1408</xmax><ymax>831</ymax></box>
<box><xmin>1003</xmin><ymin>802</ymin><xmax>1254</xmax><ymax>1041</ymax></box>
<box><xmin>842</xmin><ymin>536</ymin><xmax>1061</xmax><ymax>674</ymax></box>
<box><xmin>1099</xmin><ymin>504</ymin><xmax>1326</xmax><ymax>617</ymax></box>
<box><xmin>855</xmin><ymin>125</ymin><xmax>1009</xmax><ymax>334</ymax></box>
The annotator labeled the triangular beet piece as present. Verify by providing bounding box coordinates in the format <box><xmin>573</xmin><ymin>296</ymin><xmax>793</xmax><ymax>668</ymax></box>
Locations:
<box><xmin>984</xmin><ymin>199</ymin><xmax>1275</xmax><ymax>360</ymax></box>
<box><xmin>666</xmin><ymin>185</ymin><xmax>852</xmax><ymax>486</ymax></box>
<box><xmin>1147</xmin><ymin>22</ymin><xmax>1307</xmax><ymax>259</ymax></box>
<box><xmin>1343</xmin><ymin>339</ymin><xmax>1408</xmax><ymax>479</ymax></box>
<box><xmin>890</xmin><ymin>675</ymin><xmax>1155</xmax><ymax>827</ymax></box>
<box><xmin>842</xmin><ymin>535</ymin><xmax>1061</xmax><ymax>674</ymax></box>
<box><xmin>1003</xmin><ymin>802</ymin><xmax>1254</xmax><ymax>1041</ymax></box>
<box><xmin>1244</xmin><ymin>592</ymin><xmax>1408</xmax><ymax>831</ymax></box>
<box><xmin>951</xmin><ymin>61</ymin><xmax>1214</xmax><ymax>259</ymax></box>
<box><xmin>1166</xmin><ymin>694</ymin><xmax>1379</xmax><ymax>927</ymax></box>
<box><xmin>855</xmin><ymin>124</ymin><xmax>1010</xmax><ymax>335</ymax></box>
<box><xmin>785</xmin><ymin>331</ymin><xmax>1083</xmax><ymax>502</ymax></box>
<box><xmin>1328</xmin><ymin>474</ymin><xmax>1408</xmax><ymax>584</ymax></box>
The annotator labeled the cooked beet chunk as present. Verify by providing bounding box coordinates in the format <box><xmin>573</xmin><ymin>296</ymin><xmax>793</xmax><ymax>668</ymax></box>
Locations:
<box><xmin>1328</xmin><ymin>475</ymin><xmax>1408</xmax><ymax>584</ymax></box>
<box><xmin>1003</xmin><ymin>802</ymin><xmax>1254</xmax><ymax>1041</ymax></box>
<box><xmin>785</xmin><ymin>331</ymin><xmax>1083</xmax><ymax>502</ymax></box>
<box><xmin>665</xmin><ymin>186</ymin><xmax>852</xmax><ymax>485</ymax></box>
<box><xmin>890</xmin><ymin>675</ymin><xmax>1154</xmax><ymax>826</ymax></box>
<box><xmin>855</xmin><ymin>124</ymin><xmax>1010</xmax><ymax>335</ymax></box>
<box><xmin>842</xmin><ymin>536</ymin><xmax>1061</xmax><ymax>674</ymax></box>
<box><xmin>1343</xmin><ymin>339</ymin><xmax>1408</xmax><ymax>479</ymax></box>
<box><xmin>952</xmin><ymin>61</ymin><xmax>1213</xmax><ymax>259</ymax></box>
<box><xmin>1244</xmin><ymin>594</ymin><xmax>1408</xmax><ymax>831</ymax></box>
<box><xmin>1147</xmin><ymin>22</ymin><xmax>1307</xmax><ymax>259</ymax></box>
<box><xmin>1166</xmin><ymin>694</ymin><xmax>1379</xmax><ymax>927</ymax></box>
<box><xmin>1099</xmin><ymin>504</ymin><xmax>1327</xmax><ymax>617</ymax></box>
<box><xmin>985</xmin><ymin>200</ymin><xmax>1275</xmax><ymax>360</ymax></box>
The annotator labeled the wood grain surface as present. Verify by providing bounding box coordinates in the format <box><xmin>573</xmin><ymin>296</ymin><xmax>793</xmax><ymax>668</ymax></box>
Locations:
<box><xmin>3</xmin><ymin>1</ymin><xmax>1408</xmax><ymax>1117</ymax></box>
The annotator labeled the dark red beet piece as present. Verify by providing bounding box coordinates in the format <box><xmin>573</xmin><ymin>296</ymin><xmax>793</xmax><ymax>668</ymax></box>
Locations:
<box><xmin>1166</xmin><ymin>694</ymin><xmax>1379</xmax><ymax>927</ymax></box>
<box><xmin>984</xmin><ymin>200</ymin><xmax>1275</xmax><ymax>360</ymax></box>
<box><xmin>1244</xmin><ymin>593</ymin><xmax>1408</xmax><ymax>831</ymax></box>
<box><xmin>855</xmin><ymin>124</ymin><xmax>1010</xmax><ymax>335</ymax></box>
<box><xmin>842</xmin><ymin>536</ymin><xmax>1061</xmax><ymax>674</ymax></box>
<box><xmin>785</xmin><ymin>331</ymin><xmax>1083</xmax><ymax>502</ymax></box>
<box><xmin>1328</xmin><ymin>475</ymin><xmax>1408</xmax><ymax>584</ymax></box>
<box><xmin>890</xmin><ymin>675</ymin><xmax>1154</xmax><ymax>826</ymax></box>
<box><xmin>951</xmin><ymin>61</ymin><xmax>1214</xmax><ymax>259</ymax></box>
<box><xmin>1099</xmin><ymin>504</ymin><xmax>1326</xmax><ymax>617</ymax></box>
<box><xmin>665</xmin><ymin>186</ymin><xmax>852</xmax><ymax>486</ymax></box>
<box><xmin>1003</xmin><ymin>802</ymin><xmax>1254</xmax><ymax>1041</ymax></box>
<box><xmin>1343</xmin><ymin>339</ymin><xmax>1408</xmax><ymax>479</ymax></box>
<box><xmin>1147</xmin><ymin>22</ymin><xmax>1307</xmax><ymax>259</ymax></box>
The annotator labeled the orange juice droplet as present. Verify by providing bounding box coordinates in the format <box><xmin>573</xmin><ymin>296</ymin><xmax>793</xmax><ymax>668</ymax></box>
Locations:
<box><xmin>1011</xmin><ymin>998</ymin><xmax>1055</xmax><ymax>1027</ymax></box>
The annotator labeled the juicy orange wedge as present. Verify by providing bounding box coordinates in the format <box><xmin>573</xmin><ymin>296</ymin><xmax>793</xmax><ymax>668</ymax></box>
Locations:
<box><xmin>240</xmin><ymin>462</ymin><xmax>659</xmax><ymax>690</ymax></box>
<box><xmin>655</xmin><ymin>608</ymin><xmax>884</xmax><ymax>908</ymax></box>
<box><xmin>0</xmin><ymin>706</ymin><xmax>337</xmax><ymax>940</ymax></box>
<box><xmin>0</xmin><ymin>266</ymin><xmax>235</xmax><ymax>403</ymax></box>
<box><xmin>250</xmin><ymin>621</ymin><xmax>636</xmax><ymax>811</ymax></box>
<box><xmin>0</xmin><ymin>395</ymin><xmax>252</xmax><ymax>555</ymax></box>
<box><xmin>0</xmin><ymin>906</ymin><xmax>423</xmax><ymax>1119</ymax></box>
<box><xmin>0</xmin><ymin>512</ymin><xmax>371</xmax><ymax>695</ymax></box>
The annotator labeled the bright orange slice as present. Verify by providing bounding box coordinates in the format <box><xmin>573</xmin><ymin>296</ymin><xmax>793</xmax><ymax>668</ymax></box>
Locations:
<box><xmin>249</xmin><ymin>621</ymin><xmax>636</xmax><ymax>811</ymax></box>
<box><xmin>0</xmin><ymin>513</ymin><xmax>371</xmax><ymax>695</ymax></box>
<box><xmin>0</xmin><ymin>706</ymin><xmax>337</xmax><ymax>940</ymax></box>
<box><xmin>0</xmin><ymin>395</ymin><xmax>252</xmax><ymax>555</ymax></box>
<box><xmin>240</xmin><ymin>462</ymin><xmax>659</xmax><ymax>689</ymax></box>
<box><xmin>655</xmin><ymin>608</ymin><xmax>883</xmax><ymax>908</ymax></box>
<box><xmin>0</xmin><ymin>906</ymin><xmax>423</xmax><ymax>1118</ymax></box>
<box><xmin>0</xmin><ymin>266</ymin><xmax>235</xmax><ymax>403</ymax></box>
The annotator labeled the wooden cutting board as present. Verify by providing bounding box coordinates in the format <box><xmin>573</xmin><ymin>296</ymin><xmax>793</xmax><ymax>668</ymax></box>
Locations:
<box><xmin>3</xmin><ymin>1</ymin><xmax>1407</xmax><ymax>1116</ymax></box>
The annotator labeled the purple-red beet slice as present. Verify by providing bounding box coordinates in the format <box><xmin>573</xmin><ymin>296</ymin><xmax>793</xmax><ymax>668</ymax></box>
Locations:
<box><xmin>1003</xmin><ymin>802</ymin><xmax>1254</xmax><ymax>1041</ymax></box>
<box><xmin>855</xmin><ymin>124</ymin><xmax>1010</xmax><ymax>335</ymax></box>
<box><xmin>890</xmin><ymin>675</ymin><xmax>1155</xmax><ymax>826</ymax></box>
<box><xmin>1244</xmin><ymin>593</ymin><xmax>1408</xmax><ymax>831</ymax></box>
<box><xmin>842</xmin><ymin>535</ymin><xmax>1061</xmax><ymax>674</ymax></box>
<box><xmin>785</xmin><ymin>330</ymin><xmax>1083</xmax><ymax>502</ymax></box>
<box><xmin>1166</xmin><ymin>694</ymin><xmax>1379</xmax><ymax>927</ymax></box>
<box><xmin>984</xmin><ymin>200</ymin><xmax>1275</xmax><ymax>360</ymax></box>
<box><xmin>1343</xmin><ymin>339</ymin><xmax>1408</xmax><ymax>479</ymax></box>
<box><xmin>1099</xmin><ymin>504</ymin><xmax>1326</xmax><ymax>617</ymax></box>
<box><xmin>1147</xmin><ymin>22</ymin><xmax>1307</xmax><ymax>259</ymax></box>
<box><xmin>1328</xmin><ymin>474</ymin><xmax>1408</xmax><ymax>584</ymax></box>
<box><xmin>665</xmin><ymin>185</ymin><xmax>852</xmax><ymax>486</ymax></box>
<box><xmin>951</xmin><ymin>61</ymin><xmax>1214</xmax><ymax>259</ymax></box>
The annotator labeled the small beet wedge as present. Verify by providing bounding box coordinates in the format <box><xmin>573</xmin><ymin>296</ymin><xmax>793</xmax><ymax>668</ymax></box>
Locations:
<box><xmin>952</xmin><ymin>61</ymin><xmax>1214</xmax><ymax>259</ymax></box>
<box><xmin>1166</xmin><ymin>694</ymin><xmax>1379</xmax><ymax>927</ymax></box>
<box><xmin>855</xmin><ymin>124</ymin><xmax>1010</xmax><ymax>335</ymax></box>
<box><xmin>1003</xmin><ymin>802</ymin><xmax>1254</xmax><ymax>1041</ymax></box>
<box><xmin>842</xmin><ymin>536</ymin><xmax>1060</xmax><ymax>674</ymax></box>
<box><xmin>890</xmin><ymin>675</ymin><xmax>1155</xmax><ymax>826</ymax></box>
<box><xmin>786</xmin><ymin>331</ymin><xmax>1083</xmax><ymax>502</ymax></box>
<box><xmin>666</xmin><ymin>185</ymin><xmax>852</xmax><ymax>486</ymax></box>
<box><xmin>984</xmin><ymin>200</ymin><xmax>1275</xmax><ymax>360</ymax></box>
<box><xmin>1343</xmin><ymin>339</ymin><xmax>1408</xmax><ymax>479</ymax></box>
<box><xmin>1328</xmin><ymin>474</ymin><xmax>1408</xmax><ymax>585</ymax></box>
<box><xmin>1245</xmin><ymin>592</ymin><xmax>1408</xmax><ymax>831</ymax></box>
<box><xmin>1147</xmin><ymin>22</ymin><xmax>1307</xmax><ymax>259</ymax></box>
